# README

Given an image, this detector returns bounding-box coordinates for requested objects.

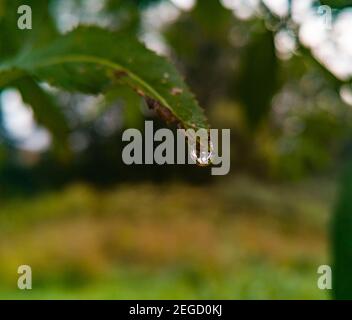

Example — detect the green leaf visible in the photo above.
[100,85,144,129]
[320,0,352,9]
[0,26,208,130]
[14,76,69,142]
[0,0,58,59]
[332,161,352,299]
[237,28,279,129]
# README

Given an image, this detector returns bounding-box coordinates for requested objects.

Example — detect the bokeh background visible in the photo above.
[1,0,352,299]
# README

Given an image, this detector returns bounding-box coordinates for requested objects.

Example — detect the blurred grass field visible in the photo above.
[0,176,333,299]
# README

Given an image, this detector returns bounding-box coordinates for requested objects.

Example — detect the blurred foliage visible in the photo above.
[0,0,57,58]
[333,161,352,299]
[15,76,69,144]
[165,1,237,108]
[0,178,331,299]
[1,0,352,300]
[320,0,352,9]
[237,27,278,128]
[0,0,351,185]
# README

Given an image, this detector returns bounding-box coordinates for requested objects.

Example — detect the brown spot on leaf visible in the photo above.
[145,96,179,126]
[113,70,128,79]
[136,88,146,97]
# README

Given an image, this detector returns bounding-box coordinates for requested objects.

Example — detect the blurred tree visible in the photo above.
[237,26,278,129]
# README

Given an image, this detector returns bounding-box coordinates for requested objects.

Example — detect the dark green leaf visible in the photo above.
[14,76,69,142]
[333,161,352,299]
[237,28,279,129]
[0,26,208,130]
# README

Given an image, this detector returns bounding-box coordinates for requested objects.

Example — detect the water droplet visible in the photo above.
[190,141,214,166]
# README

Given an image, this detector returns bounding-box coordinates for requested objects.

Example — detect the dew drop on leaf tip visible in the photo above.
[190,141,214,167]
